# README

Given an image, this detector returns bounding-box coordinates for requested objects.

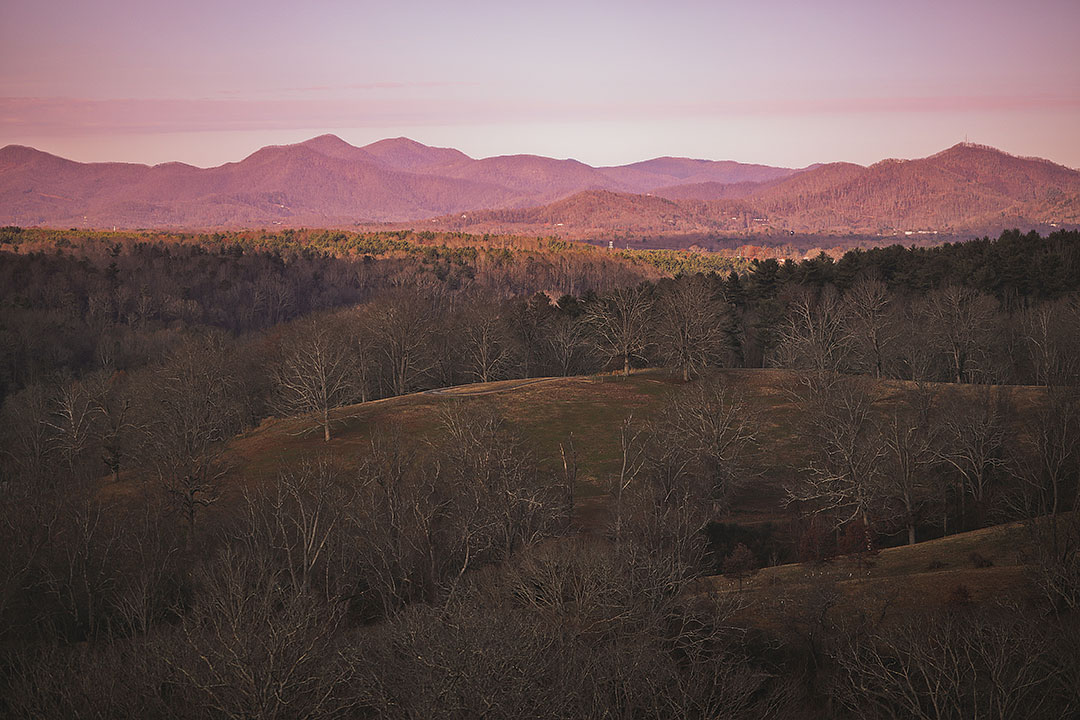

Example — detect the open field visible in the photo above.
[227,368,814,520]
[226,368,1048,534]
[699,520,1040,631]
[215,367,1066,636]
[231,369,679,500]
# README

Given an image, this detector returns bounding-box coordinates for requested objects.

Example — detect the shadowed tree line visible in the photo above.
[2,380,1078,718]
[0,391,798,718]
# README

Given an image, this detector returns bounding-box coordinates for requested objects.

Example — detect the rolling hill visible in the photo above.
[205,368,1057,626]
[747,144,1080,233]
[223,368,1048,530]
[599,156,798,193]
[433,190,734,237]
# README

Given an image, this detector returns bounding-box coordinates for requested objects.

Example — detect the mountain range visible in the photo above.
[1,135,1078,237]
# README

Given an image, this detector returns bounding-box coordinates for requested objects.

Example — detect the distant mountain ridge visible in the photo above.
[430,144,1080,237]
[0,136,801,228]
[1,137,1077,236]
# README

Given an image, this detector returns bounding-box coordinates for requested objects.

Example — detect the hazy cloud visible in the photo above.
[3,93,1078,137]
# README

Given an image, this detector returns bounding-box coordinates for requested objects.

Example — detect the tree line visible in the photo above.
[3,227,1077,400]
[0,228,664,402]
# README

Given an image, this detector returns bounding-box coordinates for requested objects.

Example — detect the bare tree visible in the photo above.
[241,458,347,599]
[830,609,1071,720]
[346,305,379,403]
[654,380,758,512]
[141,335,242,536]
[352,538,791,720]
[560,432,577,530]
[877,388,941,544]
[347,435,445,616]
[775,284,849,373]
[894,297,938,382]
[614,393,747,577]
[2,632,173,718]
[350,587,572,718]
[583,285,653,376]
[1025,511,1080,613]
[459,300,514,383]
[843,274,898,378]
[1014,387,1080,519]
[165,544,356,720]
[0,382,56,484]
[1019,297,1080,386]
[252,273,296,327]
[936,385,1010,529]
[546,312,589,376]
[427,303,466,389]
[46,374,100,477]
[506,292,554,378]
[654,276,732,381]
[925,285,1000,383]
[86,369,139,483]
[343,411,562,618]
[369,291,435,396]
[436,402,561,563]
[44,491,123,640]
[611,415,646,545]
[786,377,885,530]
[110,496,180,637]
[271,315,357,442]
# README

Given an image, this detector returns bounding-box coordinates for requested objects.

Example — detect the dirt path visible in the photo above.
[422,377,562,397]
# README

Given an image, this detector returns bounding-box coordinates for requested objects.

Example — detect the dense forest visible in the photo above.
[2,226,1076,402]
[1,227,1078,718]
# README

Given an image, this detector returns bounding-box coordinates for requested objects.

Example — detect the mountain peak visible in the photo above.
[0,144,71,171]
[364,136,429,150]
[293,134,373,162]
[300,133,352,149]
[933,141,1007,158]
[360,137,471,170]
[1,144,52,160]
[928,142,1078,175]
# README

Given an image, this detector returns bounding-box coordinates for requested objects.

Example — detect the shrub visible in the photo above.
[723,543,757,583]
[945,584,974,610]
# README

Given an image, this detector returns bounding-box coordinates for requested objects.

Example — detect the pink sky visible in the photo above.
[2,0,1078,168]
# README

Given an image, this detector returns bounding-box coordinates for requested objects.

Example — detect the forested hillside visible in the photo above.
[1,227,1079,718]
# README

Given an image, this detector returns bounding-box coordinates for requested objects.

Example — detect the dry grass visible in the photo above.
[700,521,1038,632]
[228,370,679,501]
[225,369,1051,532]
[119,367,1057,627]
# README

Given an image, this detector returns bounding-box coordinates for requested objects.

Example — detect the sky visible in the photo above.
[1,0,1078,169]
